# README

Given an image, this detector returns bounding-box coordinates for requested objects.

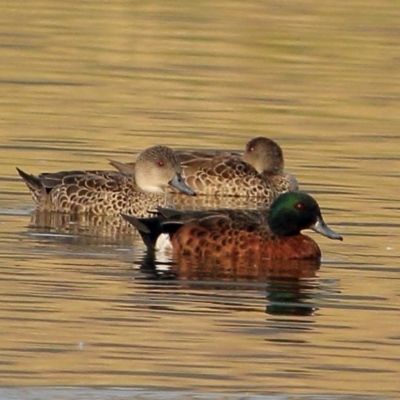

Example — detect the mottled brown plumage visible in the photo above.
[110,137,298,205]
[122,191,342,261]
[17,145,195,216]
[171,218,321,260]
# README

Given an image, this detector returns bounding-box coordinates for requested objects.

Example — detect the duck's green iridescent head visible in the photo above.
[267,191,343,240]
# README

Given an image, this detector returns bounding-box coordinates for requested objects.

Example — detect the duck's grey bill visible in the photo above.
[312,216,343,241]
[169,173,196,196]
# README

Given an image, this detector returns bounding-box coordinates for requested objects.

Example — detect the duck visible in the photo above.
[110,137,298,203]
[121,191,342,260]
[16,145,196,216]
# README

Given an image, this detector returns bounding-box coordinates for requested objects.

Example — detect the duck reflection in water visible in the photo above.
[27,210,140,247]
[136,250,321,317]
[265,277,320,317]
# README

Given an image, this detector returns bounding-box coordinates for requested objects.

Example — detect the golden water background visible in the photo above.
[0,1,399,398]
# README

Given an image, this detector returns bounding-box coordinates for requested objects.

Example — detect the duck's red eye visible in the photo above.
[157,160,164,167]
[248,146,254,152]
[295,202,305,210]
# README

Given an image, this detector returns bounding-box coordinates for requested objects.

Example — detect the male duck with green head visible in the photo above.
[122,191,342,260]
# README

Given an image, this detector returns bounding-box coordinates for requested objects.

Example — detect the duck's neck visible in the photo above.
[267,208,302,237]
[135,176,165,193]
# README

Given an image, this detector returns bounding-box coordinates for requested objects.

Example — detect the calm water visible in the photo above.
[0,1,400,399]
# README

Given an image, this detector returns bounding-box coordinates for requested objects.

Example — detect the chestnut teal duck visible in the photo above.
[110,137,298,205]
[17,145,196,216]
[122,191,342,261]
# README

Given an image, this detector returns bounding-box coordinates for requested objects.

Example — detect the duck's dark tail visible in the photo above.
[16,167,42,190]
[121,214,165,250]
[16,167,44,204]
[121,213,184,251]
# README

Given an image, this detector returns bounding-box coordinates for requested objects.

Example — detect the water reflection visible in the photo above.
[265,277,318,317]
[1,0,400,394]
[136,250,320,317]
[27,210,138,247]
[25,211,323,318]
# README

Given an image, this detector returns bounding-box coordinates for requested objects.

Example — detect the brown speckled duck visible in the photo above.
[17,145,196,216]
[110,137,298,205]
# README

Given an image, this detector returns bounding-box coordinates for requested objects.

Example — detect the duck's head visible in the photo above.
[243,137,285,174]
[135,145,196,196]
[267,191,343,240]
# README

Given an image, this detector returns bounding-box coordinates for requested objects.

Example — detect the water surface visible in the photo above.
[0,0,399,399]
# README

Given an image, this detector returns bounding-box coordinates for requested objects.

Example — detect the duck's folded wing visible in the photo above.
[57,172,126,193]
[109,160,136,174]
[38,170,118,190]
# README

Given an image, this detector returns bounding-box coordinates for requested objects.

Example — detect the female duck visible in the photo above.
[111,137,298,202]
[17,145,196,216]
